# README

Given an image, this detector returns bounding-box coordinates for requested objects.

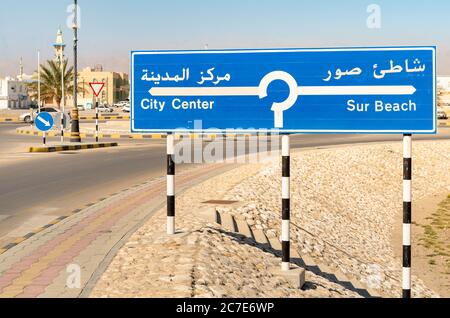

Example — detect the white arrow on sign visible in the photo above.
[148,71,417,128]
[149,85,416,97]
[37,116,51,127]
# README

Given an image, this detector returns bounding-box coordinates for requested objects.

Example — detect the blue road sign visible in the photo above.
[131,47,436,134]
[35,112,54,132]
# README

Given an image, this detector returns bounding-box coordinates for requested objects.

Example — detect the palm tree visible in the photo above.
[28,59,83,109]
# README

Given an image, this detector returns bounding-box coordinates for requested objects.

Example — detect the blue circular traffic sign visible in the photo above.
[35,112,54,132]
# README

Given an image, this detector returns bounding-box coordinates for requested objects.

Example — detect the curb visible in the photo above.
[0,200,103,255]
[0,118,21,123]
[16,128,252,140]
[79,115,130,121]
[16,129,160,139]
[0,180,143,256]
[0,215,71,255]
[0,115,130,123]
[0,116,129,124]
[29,142,118,153]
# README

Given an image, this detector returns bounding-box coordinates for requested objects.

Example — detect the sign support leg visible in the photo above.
[60,112,64,144]
[95,99,99,143]
[403,134,412,298]
[281,134,290,271]
[43,131,46,146]
[167,133,175,235]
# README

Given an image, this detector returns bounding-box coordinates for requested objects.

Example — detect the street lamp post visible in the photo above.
[70,0,81,143]
[60,50,65,144]
[53,28,66,143]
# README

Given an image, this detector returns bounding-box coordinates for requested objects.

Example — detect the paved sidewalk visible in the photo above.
[0,163,234,298]
[0,118,21,123]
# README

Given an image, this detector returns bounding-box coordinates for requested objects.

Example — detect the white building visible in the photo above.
[0,77,30,109]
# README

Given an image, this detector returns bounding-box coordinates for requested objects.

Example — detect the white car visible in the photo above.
[20,107,71,124]
[114,101,129,108]
[121,104,130,113]
[20,111,35,123]
[97,104,114,113]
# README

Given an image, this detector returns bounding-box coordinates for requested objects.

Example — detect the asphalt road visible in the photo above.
[0,123,449,241]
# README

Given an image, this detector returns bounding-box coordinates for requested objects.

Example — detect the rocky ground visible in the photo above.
[91,140,450,298]
[222,140,449,297]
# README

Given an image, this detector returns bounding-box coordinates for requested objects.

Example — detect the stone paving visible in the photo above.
[0,163,231,298]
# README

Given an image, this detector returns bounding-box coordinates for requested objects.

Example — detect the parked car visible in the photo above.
[20,107,71,124]
[113,101,129,108]
[121,103,130,113]
[437,108,448,120]
[77,105,85,111]
[20,111,35,123]
[97,104,114,113]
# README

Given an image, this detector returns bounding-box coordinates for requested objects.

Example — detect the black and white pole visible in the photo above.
[43,131,46,146]
[281,134,290,271]
[402,134,412,298]
[95,98,99,142]
[60,111,64,144]
[167,133,175,235]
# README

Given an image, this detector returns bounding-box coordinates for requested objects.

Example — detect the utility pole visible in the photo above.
[70,0,81,142]
[38,50,41,113]
[60,49,65,143]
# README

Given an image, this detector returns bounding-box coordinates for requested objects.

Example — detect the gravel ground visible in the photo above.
[222,140,449,298]
[91,140,449,298]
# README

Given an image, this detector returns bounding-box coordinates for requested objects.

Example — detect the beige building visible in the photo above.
[67,65,129,108]
[437,76,450,106]
[437,76,450,116]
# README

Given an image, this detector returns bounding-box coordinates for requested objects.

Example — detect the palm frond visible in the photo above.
[27,58,84,107]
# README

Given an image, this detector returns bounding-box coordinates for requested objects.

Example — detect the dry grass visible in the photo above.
[418,194,450,274]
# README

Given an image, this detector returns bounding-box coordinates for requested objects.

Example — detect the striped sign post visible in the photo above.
[35,112,53,146]
[281,134,291,271]
[95,99,99,142]
[89,82,105,143]
[60,112,64,144]
[403,134,412,298]
[167,133,175,235]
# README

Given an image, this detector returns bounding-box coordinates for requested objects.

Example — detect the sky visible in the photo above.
[1,0,450,76]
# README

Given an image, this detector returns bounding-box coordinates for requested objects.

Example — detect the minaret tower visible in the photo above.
[53,28,66,63]
[53,28,67,142]
[18,57,24,81]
